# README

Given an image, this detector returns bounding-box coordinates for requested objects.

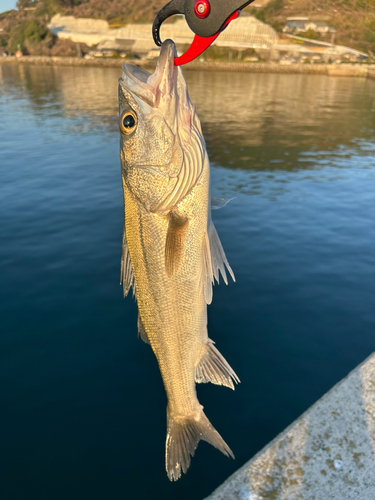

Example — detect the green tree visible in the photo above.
[364,17,375,48]
[16,0,37,9]
[9,19,48,51]
[304,29,319,40]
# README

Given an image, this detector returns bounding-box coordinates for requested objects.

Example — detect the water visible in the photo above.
[1,63,375,499]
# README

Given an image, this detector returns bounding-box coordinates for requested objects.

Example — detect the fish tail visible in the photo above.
[165,406,234,481]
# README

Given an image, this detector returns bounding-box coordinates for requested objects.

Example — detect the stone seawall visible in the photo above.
[206,352,375,500]
[1,57,375,80]
[0,56,134,69]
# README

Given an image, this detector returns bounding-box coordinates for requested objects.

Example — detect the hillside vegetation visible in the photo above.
[0,0,374,55]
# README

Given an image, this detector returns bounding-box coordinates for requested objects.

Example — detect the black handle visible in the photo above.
[152,0,185,46]
[185,0,255,37]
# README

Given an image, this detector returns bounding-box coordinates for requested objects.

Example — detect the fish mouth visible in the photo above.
[119,40,177,108]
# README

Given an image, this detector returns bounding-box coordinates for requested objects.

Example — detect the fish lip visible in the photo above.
[147,39,177,90]
[119,40,177,100]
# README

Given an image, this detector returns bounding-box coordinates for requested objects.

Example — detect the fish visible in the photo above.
[118,39,239,481]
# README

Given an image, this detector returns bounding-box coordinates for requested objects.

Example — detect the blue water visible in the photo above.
[1,64,375,499]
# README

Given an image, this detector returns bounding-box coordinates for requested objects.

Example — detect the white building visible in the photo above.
[48,14,278,53]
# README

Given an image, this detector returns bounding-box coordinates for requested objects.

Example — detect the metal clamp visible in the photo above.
[152,0,255,65]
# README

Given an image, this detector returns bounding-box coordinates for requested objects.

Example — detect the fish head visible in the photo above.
[119,40,205,213]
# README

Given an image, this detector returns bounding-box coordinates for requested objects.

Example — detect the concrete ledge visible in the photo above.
[327,64,369,77]
[185,61,329,74]
[206,353,375,500]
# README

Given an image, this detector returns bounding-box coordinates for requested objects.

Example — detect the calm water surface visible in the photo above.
[1,64,375,499]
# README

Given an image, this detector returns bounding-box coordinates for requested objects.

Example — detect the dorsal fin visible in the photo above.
[208,220,235,285]
[165,212,189,278]
[201,220,235,304]
[120,225,136,299]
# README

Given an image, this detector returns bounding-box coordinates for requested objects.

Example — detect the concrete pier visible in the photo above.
[206,353,375,500]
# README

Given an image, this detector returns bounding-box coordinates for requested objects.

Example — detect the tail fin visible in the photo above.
[165,407,234,481]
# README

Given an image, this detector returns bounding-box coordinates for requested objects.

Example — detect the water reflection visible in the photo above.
[0,64,64,114]
[1,63,375,171]
[1,60,375,500]
[185,71,375,171]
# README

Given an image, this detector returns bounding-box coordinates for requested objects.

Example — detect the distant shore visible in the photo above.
[2,56,375,80]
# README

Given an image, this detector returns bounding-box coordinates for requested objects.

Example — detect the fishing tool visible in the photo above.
[152,0,255,65]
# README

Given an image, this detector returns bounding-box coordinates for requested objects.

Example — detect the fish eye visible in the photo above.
[120,110,137,135]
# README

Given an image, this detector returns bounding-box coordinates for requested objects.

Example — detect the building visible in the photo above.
[48,14,279,55]
[283,20,336,35]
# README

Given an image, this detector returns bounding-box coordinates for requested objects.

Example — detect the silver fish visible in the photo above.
[118,40,239,481]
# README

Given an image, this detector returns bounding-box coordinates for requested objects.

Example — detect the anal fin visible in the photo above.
[195,339,240,390]
[165,211,189,278]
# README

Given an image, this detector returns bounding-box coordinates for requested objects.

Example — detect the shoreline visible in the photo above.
[1,56,375,79]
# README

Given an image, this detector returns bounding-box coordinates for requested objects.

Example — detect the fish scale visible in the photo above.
[125,176,206,415]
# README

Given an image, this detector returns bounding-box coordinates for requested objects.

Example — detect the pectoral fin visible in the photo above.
[211,197,235,210]
[201,231,213,305]
[120,224,136,299]
[137,314,149,344]
[165,212,189,278]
